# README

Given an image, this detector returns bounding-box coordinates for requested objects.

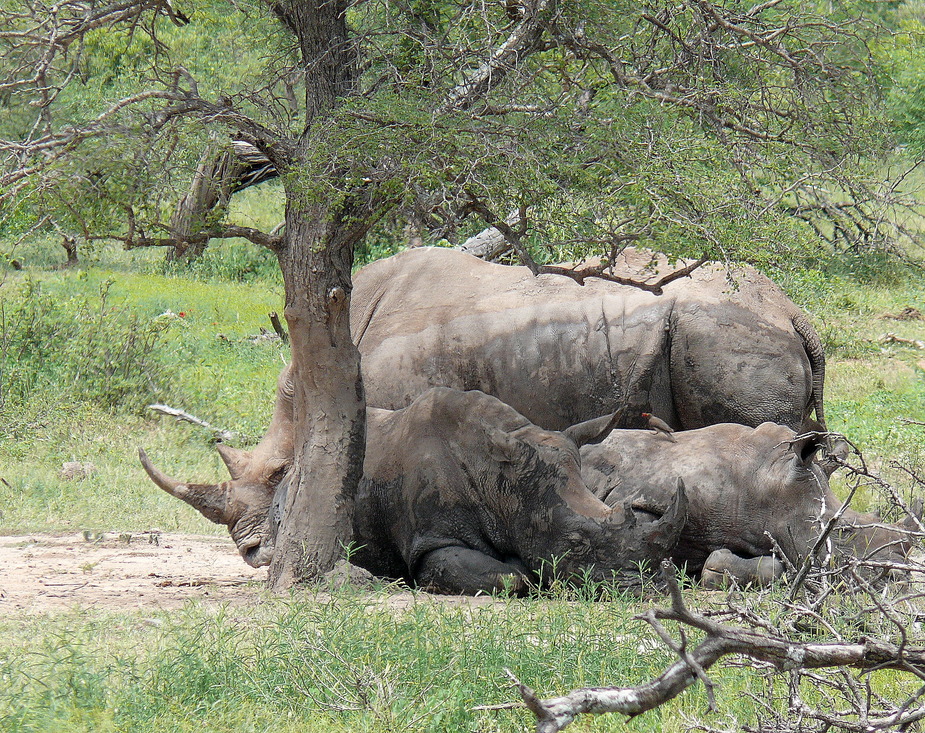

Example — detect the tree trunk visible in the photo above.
[267,202,366,590]
[168,148,246,260]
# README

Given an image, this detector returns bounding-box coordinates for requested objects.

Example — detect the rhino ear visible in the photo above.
[799,417,825,434]
[487,427,521,464]
[791,432,825,468]
[216,444,251,481]
[563,409,624,448]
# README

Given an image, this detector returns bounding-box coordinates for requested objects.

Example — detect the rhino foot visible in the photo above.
[701,549,784,590]
[415,546,531,596]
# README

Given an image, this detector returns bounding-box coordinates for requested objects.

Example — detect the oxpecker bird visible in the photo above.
[642,412,676,442]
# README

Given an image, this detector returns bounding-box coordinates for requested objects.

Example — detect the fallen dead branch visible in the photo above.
[146,404,238,442]
[506,561,925,733]
[879,333,925,349]
[881,307,924,321]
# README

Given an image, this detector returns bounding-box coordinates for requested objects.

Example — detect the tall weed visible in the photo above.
[1,277,175,415]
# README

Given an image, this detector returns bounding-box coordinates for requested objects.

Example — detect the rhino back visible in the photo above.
[351,247,819,431]
[353,248,677,430]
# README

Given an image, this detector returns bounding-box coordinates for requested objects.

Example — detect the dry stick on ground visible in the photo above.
[268,311,289,343]
[146,404,238,442]
[505,561,925,733]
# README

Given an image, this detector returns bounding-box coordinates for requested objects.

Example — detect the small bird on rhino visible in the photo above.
[642,412,676,442]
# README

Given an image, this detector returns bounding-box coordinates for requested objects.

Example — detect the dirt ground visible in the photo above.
[0,532,505,615]
[0,532,268,614]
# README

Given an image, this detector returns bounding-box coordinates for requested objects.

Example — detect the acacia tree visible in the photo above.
[1,0,919,587]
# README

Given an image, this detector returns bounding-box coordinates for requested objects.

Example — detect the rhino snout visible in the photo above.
[238,536,274,567]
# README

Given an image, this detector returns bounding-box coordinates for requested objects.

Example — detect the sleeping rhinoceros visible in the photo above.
[580,423,915,586]
[139,373,686,594]
[351,247,825,432]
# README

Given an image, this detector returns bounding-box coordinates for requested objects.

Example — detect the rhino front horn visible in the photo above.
[646,477,688,557]
[138,448,233,526]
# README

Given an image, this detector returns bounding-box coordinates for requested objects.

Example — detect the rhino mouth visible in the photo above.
[238,538,274,568]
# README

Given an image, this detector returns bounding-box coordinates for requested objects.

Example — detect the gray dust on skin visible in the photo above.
[345,390,686,594]
[352,247,824,433]
[581,423,913,580]
[190,388,686,595]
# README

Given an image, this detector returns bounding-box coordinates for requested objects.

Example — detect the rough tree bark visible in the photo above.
[268,202,366,589]
[259,0,367,589]
[169,146,247,260]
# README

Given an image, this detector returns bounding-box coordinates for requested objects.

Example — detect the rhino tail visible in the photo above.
[792,312,826,429]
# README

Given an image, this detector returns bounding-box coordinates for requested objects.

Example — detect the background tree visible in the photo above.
[2,0,922,587]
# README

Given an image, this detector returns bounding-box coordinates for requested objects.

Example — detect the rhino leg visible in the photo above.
[414,547,531,596]
[700,549,784,589]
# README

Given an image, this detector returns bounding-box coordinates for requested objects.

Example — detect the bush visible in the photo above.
[1,277,175,413]
[157,239,282,283]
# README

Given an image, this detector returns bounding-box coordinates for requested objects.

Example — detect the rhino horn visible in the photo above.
[648,477,688,553]
[620,478,687,561]
[562,408,624,448]
[216,444,251,481]
[138,448,233,526]
[902,498,924,533]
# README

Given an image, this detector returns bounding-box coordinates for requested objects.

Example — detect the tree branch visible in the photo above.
[147,404,239,442]
[438,0,555,114]
[538,255,708,296]
[510,562,925,733]
[115,224,283,251]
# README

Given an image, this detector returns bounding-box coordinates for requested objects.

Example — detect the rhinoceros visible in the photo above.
[580,423,915,586]
[351,247,825,432]
[139,373,687,594]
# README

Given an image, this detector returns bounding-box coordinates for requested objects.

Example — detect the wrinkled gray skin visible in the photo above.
[140,378,687,595]
[352,247,825,432]
[700,550,785,589]
[581,423,915,585]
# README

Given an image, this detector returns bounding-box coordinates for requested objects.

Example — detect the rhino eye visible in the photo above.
[268,467,288,486]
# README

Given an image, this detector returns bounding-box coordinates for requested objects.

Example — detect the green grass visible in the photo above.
[0,258,288,534]
[1,586,921,733]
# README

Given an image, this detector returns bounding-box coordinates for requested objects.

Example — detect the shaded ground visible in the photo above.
[0,533,504,615]
[0,532,267,613]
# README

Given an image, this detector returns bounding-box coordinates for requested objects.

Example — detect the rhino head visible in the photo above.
[139,365,295,567]
[755,428,918,577]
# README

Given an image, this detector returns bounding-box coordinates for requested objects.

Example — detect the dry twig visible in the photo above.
[509,562,925,733]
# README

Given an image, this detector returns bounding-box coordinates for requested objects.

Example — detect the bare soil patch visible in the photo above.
[0,532,267,614]
[0,533,507,615]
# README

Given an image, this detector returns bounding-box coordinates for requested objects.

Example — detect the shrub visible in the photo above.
[1,277,175,413]
[156,239,282,283]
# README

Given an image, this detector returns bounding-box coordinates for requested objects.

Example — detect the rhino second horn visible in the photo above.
[649,478,689,555]
[216,443,251,481]
[138,448,232,526]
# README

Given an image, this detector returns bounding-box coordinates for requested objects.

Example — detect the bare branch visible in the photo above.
[539,256,708,296]
[147,404,238,442]
[511,562,925,733]
[115,224,282,251]
[438,0,555,114]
